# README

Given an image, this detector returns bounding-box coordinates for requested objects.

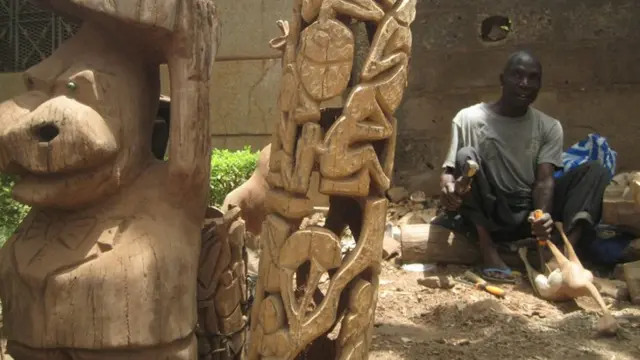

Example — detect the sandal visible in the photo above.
[477,267,518,284]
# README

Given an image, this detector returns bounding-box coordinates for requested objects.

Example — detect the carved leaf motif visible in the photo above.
[269,20,290,51]
[332,0,385,22]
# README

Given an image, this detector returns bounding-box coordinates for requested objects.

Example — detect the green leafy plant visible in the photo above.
[0,148,260,245]
[209,146,260,206]
[0,175,30,246]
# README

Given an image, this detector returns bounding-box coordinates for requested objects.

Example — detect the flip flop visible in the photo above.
[477,267,518,284]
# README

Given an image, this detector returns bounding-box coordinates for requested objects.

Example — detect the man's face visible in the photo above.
[501,58,541,108]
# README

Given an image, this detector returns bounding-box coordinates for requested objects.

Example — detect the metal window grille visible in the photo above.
[0,0,80,73]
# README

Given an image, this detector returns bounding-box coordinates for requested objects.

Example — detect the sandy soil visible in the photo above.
[1,263,638,360]
[369,261,640,360]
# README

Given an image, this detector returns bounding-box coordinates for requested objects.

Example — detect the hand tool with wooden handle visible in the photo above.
[530,209,548,271]
[454,160,479,195]
[463,270,506,298]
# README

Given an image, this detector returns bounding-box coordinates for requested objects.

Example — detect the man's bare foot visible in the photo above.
[476,225,515,281]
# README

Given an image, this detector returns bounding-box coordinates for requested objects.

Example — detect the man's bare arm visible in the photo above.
[533,163,556,213]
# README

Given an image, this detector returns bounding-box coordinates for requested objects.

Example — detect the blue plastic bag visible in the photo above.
[553,133,617,179]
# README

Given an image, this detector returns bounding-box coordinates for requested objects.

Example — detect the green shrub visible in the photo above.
[0,175,30,246]
[0,147,259,245]
[209,146,260,206]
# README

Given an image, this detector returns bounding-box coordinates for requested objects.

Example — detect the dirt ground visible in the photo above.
[369,261,640,360]
[1,204,639,360]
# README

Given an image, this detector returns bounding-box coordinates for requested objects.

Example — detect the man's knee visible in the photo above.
[455,146,481,167]
[578,161,611,182]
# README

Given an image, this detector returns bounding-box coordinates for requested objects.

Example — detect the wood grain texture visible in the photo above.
[0,0,218,358]
[248,0,417,359]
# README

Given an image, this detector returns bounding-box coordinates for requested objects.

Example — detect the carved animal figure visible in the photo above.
[0,0,218,358]
[222,144,272,236]
[519,223,618,336]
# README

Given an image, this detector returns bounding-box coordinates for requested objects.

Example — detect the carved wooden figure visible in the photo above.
[197,206,250,360]
[0,0,218,359]
[222,145,272,236]
[249,0,417,359]
[519,223,618,336]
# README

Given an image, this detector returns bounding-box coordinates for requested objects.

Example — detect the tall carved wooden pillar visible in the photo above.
[248,0,417,359]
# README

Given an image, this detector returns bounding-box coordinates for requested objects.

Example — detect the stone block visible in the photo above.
[217,0,292,59]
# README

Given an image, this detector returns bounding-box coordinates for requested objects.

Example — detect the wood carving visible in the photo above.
[197,206,249,360]
[0,0,217,359]
[249,0,417,359]
[519,222,618,336]
[222,145,272,236]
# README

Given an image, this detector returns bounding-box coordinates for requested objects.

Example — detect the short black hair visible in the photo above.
[503,50,542,74]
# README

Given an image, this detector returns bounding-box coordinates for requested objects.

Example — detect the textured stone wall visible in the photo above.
[395,0,640,192]
[2,0,640,188]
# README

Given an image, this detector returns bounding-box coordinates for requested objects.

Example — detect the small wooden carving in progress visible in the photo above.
[0,0,218,358]
[519,223,618,336]
[248,0,418,359]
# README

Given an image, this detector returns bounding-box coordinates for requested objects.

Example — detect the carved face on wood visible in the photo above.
[0,25,159,209]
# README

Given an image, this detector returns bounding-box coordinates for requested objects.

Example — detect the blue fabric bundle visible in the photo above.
[553,133,617,179]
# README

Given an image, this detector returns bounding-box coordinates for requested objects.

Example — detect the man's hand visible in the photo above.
[528,211,553,240]
[440,174,462,211]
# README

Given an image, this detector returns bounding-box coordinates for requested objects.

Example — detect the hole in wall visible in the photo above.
[480,15,512,42]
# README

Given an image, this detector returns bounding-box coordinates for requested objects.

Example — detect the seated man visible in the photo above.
[439,50,610,282]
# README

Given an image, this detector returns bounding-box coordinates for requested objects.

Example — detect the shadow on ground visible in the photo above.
[370,299,640,360]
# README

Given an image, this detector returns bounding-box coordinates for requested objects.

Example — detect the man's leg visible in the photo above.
[553,161,610,253]
[454,147,523,277]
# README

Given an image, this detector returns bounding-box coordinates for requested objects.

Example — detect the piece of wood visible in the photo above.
[399,224,481,265]
[197,207,249,360]
[382,234,401,260]
[248,1,418,359]
[519,223,619,336]
[593,277,630,301]
[623,260,640,305]
[222,144,272,236]
[0,1,217,358]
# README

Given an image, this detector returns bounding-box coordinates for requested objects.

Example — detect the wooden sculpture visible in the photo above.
[248,0,417,359]
[197,206,249,359]
[519,223,618,336]
[222,145,272,236]
[0,0,219,358]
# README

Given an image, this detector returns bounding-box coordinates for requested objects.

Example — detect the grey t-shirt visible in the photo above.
[442,103,564,195]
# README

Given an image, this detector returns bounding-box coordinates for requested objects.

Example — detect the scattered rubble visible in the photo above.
[386,186,409,203]
[418,275,456,289]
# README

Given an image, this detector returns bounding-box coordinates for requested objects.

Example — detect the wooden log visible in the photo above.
[399,224,480,265]
[398,223,540,269]
[623,260,640,305]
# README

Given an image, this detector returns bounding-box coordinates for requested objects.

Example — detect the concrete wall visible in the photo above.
[395,0,640,188]
[0,0,293,152]
[2,0,640,186]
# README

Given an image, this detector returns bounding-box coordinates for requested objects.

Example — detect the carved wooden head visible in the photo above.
[0,24,159,209]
